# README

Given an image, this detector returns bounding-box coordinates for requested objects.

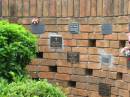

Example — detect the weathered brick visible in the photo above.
[111,87,119,95]
[71,88,88,96]
[72,68,86,75]
[72,33,88,39]
[118,33,128,40]
[110,41,120,48]
[123,74,130,82]
[57,67,72,74]
[86,83,98,91]
[80,54,88,62]
[80,25,92,32]
[104,33,118,40]
[55,73,70,80]
[77,40,89,46]
[93,70,107,78]
[119,89,129,97]
[88,55,99,62]
[88,47,98,55]
[115,80,128,90]
[72,47,87,54]
[57,60,72,67]
[96,40,110,47]
[88,62,101,69]
[89,33,103,39]
[71,75,87,82]
[64,40,76,46]
[38,72,54,79]
[76,82,87,89]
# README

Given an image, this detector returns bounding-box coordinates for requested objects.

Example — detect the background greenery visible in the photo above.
[0,20,37,82]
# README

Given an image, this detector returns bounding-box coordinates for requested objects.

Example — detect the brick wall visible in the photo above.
[1,0,130,97]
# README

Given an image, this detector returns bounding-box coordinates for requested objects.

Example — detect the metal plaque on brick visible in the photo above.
[101,54,112,65]
[49,34,63,49]
[127,56,130,68]
[31,23,45,34]
[102,24,112,34]
[99,83,111,96]
[67,52,79,64]
[129,24,130,32]
[69,22,80,34]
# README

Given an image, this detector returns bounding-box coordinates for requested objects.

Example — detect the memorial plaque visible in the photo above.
[127,56,130,69]
[31,23,45,34]
[49,34,63,49]
[99,83,111,96]
[101,54,112,65]
[102,24,112,34]
[69,22,80,34]
[67,52,79,64]
[129,24,130,32]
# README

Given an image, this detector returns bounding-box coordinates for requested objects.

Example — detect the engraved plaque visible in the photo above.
[99,83,111,96]
[101,54,112,65]
[102,24,112,34]
[31,23,45,34]
[127,56,130,68]
[67,52,79,64]
[69,22,80,34]
[49,34,63,49]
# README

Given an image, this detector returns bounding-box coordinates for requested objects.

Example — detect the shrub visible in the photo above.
[0,20,37,81]
[0,78,66,97]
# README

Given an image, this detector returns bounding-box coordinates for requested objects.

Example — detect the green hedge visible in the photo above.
[0,20,37,81]
[0,78,66,97]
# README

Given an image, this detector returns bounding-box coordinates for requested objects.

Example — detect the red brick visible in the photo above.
[72,33,88,39]
[72,47,88,54]
[110,41,120,48]
[89,33,103,39]
[57,67,72,74]
[88,55,99,62]
[80,25,92,32]
[77,40,88,46]
[86,83,98,91]
[57,60,72,67]
[38,39,48,46]
[104,33,118,40]
[64,40,76,46]
[72,68,86,75]
[44,53,66,60]
[93,70,107,78]
[96,40,110,47]
[119,89,129,97]
[55,73,70,80]
[115,80,128,90]
[71,88,88,96]
[88,47,98,55]
[80,54,88,62]
[88,62,101,69]
[118,33,128,40]
[117,65,127,73]
[58,32,72,39]
[38,72,54,79]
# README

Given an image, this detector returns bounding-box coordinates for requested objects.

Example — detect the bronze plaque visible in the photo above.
[67,52,79,64]
[99,83,111,96]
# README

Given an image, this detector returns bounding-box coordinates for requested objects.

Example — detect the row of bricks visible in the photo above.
[49,79,130,97]
[40,32,128,40]
[17,16,129,25]
[36,53,127,64]
[27,65,130,82]
[31,59,128,72]
[29,71,130,97]
[38,39,128,48]
[38,47,121,57]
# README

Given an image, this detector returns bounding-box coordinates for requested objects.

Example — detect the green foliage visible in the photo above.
[0,20,37,81]
[0,78,66,97]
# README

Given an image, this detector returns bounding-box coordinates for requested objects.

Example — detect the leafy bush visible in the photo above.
[0,78,66,97]
[0,20,37,81]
